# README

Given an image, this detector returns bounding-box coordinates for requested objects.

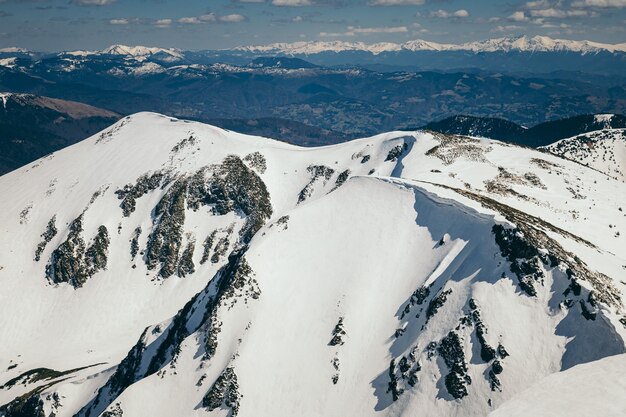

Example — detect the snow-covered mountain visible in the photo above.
[62,45,184,63]
[543,127,626,182]
[0,113,625,417]
[236,35,626,56]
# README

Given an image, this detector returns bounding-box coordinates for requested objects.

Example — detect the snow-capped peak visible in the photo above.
[100,44,184,61]
[235,36,626,55]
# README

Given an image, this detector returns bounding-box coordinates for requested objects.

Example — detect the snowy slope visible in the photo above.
[0,113,625,417]
[543,128,626,182]
[489,353,626,417]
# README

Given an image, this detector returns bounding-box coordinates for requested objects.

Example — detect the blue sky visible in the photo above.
[0,0,625,51]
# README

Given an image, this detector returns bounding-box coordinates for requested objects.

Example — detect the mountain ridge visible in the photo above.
[0,112,624,417]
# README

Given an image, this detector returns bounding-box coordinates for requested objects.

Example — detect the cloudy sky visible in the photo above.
[0,0,625,51]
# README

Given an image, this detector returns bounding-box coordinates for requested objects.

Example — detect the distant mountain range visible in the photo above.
[2,35,626,75]
[1,51,624,137]
[235,35,626,55]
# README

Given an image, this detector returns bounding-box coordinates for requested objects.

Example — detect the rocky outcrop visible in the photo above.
[34,215,57,262]
[438,331,471,399]
[298,165,335,204]
[202,367,241,416]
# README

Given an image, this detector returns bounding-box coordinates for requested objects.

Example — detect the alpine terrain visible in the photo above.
[0,113,625,417]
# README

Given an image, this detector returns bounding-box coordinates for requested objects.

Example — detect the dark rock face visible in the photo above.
[34,215,57,262]
[115,172,169,217]
[386,345,421,402]
[0,393,46,417]
[85,225,110,273]
[426,288,453,323]
[385,142,409,162]
[469,299,496,363]
[202,367,241,416]
[130,227,141,260]
[201,230,218,265]
[178,239,196,277]
[46,215,87,286]
[400,284,431,320]
[45,216,109,288]
[101,403,123,417]
[243,152,267,174]
[492,224,543,297]
[144,154,271,278]
[331,169,351,192]
[298,165,335,204]
[146,179,187,278]
[438,331,471,399]
[329,318,346,346]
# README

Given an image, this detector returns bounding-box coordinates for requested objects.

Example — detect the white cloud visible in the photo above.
[524,0,552,9]
[109,18,128,25]
[199,13,217,22]
[368,0,425,5]
[348,25,408,33]
[529,8,590,17]
[508,11,529,22]
[320,25,408,37]
[177,13,246,24]
[430,9,470,18]
[271,0,313,6]
[572,0,626,7]
[72,0,116,5]
[178,16,201,24]
[219,14,247,23]
[154,19,172,27]
[492,24,523,32]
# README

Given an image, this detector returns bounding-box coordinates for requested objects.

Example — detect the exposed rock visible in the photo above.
[385,142,409,162]
[243,152,267,174]
[177,238,196,277]
[426,288,453,323]
[202,367,241,416]
[130,227,141,260]
[34,215,57,262]
[46,215,89,287]
[115,171,168,217]
[146,179,187,278]
[298,165,335,204]
[85,225,110,275]
[438,331,471,399]
[201,230,218,265]
[329,317,346,346]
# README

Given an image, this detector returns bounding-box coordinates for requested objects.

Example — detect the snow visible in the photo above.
[543,128,626,182]
[99,44,184,61]
[594,114,614,125]
[0,113,625,416]
[235,35,626,55]
[0,92,11,109]
[489,354,626,417]
[0,58,16,68]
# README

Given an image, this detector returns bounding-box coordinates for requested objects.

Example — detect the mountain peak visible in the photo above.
[235,36,626,56]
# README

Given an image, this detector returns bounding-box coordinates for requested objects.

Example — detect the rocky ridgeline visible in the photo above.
[75,250,259,417]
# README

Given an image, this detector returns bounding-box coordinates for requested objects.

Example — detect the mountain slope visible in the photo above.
[0,113,625,417]
[489,353,626,417]
[421,113,626,149]
[0,93,121,174]
[542,128,626,181]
